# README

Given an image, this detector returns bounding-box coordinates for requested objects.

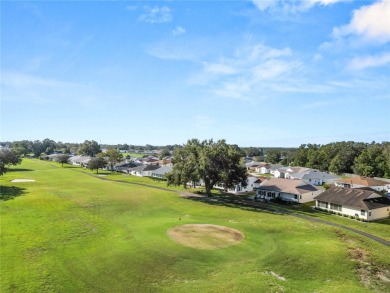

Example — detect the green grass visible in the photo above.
[275,201,390,242]
[1,159,390,292]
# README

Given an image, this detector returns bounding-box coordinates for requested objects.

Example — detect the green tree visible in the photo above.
[87,157,107,174]
[159,148,171,159]
[167,139,247,196]
[104,148,123,171]
[292,144,309,167]
[265,150,281,164]
[77,140,101,157]
[353,143,387,177]
[31,140,45,157]
[56,154,70,167]
[0,149,22,175]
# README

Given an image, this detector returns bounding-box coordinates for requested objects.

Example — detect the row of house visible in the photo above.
[252,175,390,221]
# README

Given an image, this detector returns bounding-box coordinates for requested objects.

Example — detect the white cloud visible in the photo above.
[332,0,390,44]
[1,71,75,88]
[139,6,172,24]
[189,43,302,100]
[0,71,102,106]
[347,52,390,70]
[251,0,347,13]
[172,26,186,36]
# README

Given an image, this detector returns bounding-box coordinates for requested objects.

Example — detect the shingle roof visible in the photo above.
[290,170,339,180]
[257,178,319,195]
[314,186,390,210]
[151,166,172,175]
[335,176,389,187]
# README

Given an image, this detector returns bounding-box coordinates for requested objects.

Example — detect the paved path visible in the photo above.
[69,169,390,247]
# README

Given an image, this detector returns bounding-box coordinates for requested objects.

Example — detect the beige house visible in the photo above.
[314,186,390,221]
[255,178,323,203]
[334,176,390,194]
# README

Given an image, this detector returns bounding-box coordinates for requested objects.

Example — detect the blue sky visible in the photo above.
[1,0,389,147]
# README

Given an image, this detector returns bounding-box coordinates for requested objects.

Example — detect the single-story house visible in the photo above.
[254,178,323,203]
[288,170,340,186]
[126,164,161,177]
[314,186,390,221]
[69,155,92,167]
[259,164,284,175]
[334,176,390,194]
[151,166,173,179]
[273,167,289,178]
[215,176,266,194]
[284,167,311,179]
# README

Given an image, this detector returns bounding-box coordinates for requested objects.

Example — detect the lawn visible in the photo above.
[1,159,390,292]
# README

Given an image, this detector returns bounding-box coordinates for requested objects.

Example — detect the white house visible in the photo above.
[151,166,173,179]
[254,178,323,203]
[273,167,288,178]
[288,170,340,186]
[127,165,161,177]
[334,176,390,194]
[69,155,91,167]
[314,186,390,221]
[214,176,265,194]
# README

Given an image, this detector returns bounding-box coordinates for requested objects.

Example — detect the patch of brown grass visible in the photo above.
[335,230,390,292]
[167,224,244,250]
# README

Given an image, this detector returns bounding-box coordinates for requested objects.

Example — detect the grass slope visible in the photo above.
[1,159,389,292]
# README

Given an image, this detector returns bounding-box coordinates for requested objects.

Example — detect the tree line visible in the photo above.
[264,141,390,177]
[0,139,181,157]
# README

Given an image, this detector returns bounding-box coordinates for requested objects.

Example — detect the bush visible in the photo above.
[343,214,348,217]
[349,215,354,219]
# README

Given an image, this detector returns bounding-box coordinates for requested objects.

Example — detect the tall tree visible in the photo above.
[87,157,107,174]
[353,143,387,177]
[55,154,70,167]
[31,140,45,157]
[167,139,247,196]
[0,149,22,175]
[265,150,281,164]
[77,140,101,157]
[104,148,123,171]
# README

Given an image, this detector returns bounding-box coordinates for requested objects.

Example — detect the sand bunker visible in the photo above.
[10,179,35,182]
[167,224,244,250]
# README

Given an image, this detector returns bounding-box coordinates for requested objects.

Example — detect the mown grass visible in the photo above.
[1,159,389,292]
[275,201,390,242]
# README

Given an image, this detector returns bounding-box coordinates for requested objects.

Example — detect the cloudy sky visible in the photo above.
[1,0,389,146]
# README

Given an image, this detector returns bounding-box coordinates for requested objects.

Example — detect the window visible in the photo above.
[318,201,328,209]
[368,212,371,216]
[294,195,298,200]
[330,203,342,211]
[361,210,365,216]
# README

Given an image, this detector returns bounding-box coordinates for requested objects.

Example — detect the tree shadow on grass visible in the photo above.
[184,195,288,217]
[7,168,34,172]
[0,186,27,201]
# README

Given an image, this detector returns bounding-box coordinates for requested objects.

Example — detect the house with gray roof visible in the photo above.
[69,155,92,167]
[127,165,161,177]
[314,186,390,221]
[215,176,266,194]
[151,166,173,179]
[255,178,323,203]
[287,170,340,186]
